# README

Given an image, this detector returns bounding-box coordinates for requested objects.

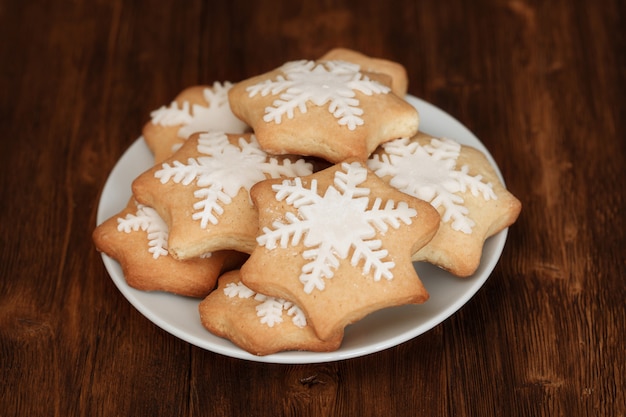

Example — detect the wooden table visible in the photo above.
[1,0,624,416]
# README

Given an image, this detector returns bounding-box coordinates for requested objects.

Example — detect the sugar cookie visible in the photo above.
[240,160,439,341]
[319,48,409,97]
[143,83,248,163]
[93,199,227,297]
[228,59,419,163]
[199,270,343,355]
[132,132,313,259]
[368,132,522,276]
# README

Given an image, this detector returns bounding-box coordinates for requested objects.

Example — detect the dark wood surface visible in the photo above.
[1,0,624,416]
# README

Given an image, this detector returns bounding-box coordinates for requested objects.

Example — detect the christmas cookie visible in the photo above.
[92,199,228,297]
[319,48,409,97]
[228,59,419,163]
[131,131,313,260]
[199,270,342,355]
[367,132,522,276]
[240,160,440,341]
[143,82,249,163]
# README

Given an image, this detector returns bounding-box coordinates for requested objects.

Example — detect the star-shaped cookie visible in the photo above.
[240,160,440,342]
[367,132,522,276]
[143,82,249,163]
[92,199,228,297]
[319,48,409,97]
[131,131,313,260]
[228,59,419,163]
[199,270,343,356]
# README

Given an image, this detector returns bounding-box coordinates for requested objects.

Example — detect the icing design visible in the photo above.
[224,281,307,328]
[367,137,497,234]
[150,81,248,139]
[246,60,391,130]
[117,204,169,259]
[154,132,313,228]
[257,161,417,294]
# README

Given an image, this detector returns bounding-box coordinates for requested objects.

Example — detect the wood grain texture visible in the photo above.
[0,0,624,416]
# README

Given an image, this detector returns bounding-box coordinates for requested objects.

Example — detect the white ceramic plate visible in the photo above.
[96,95,508,364]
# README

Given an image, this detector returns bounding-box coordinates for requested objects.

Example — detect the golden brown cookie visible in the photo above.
[228,59,419,163]
[199,270,343,355]
[92,199,227,297]
[131,131,313,260]
[143,83,249,163]
[240,160,440,342]
[367,132,522,276]
[319,48,409,97]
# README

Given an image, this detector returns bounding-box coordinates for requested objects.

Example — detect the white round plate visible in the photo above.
[96,95,508,364]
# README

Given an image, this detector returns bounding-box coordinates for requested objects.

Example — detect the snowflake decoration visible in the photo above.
[117,204,169,259]
[154,132,312,228]
[224,281,307,328]
[367,137,497,234]
[257,162,417,294]
[150,81,247,140]
[150,100,192,126]
[246,60,391,130]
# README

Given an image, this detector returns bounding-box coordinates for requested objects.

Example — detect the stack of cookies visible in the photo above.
[93,48,521,356]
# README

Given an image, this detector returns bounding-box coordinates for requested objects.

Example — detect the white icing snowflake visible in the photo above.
[257,162,417,294]
[224,281,307,328]
[154,132,313,228]
[367,137,497,234]
[117,204,169,259]
[150,81,247,140]
[246,60,391,130]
